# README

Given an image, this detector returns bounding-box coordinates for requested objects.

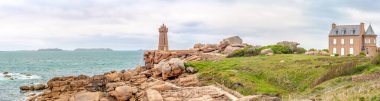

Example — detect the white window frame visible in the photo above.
[374,39,376,44]
[333,39,336,45]
[333,48,337,54]
[349,48,354,54]
[341,39,344,45]
[364,38,371,43]
[341,48,345,55]
[350,39,353,45]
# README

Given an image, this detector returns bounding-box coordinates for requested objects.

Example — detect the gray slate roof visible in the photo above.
[366,25,376,35]
[330,25,361,35]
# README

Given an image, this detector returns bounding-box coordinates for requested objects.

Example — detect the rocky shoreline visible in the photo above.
[23,57,280,101]
[21,36,281,101]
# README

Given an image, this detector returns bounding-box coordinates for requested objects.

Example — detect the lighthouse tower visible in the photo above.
[158,24,169,51]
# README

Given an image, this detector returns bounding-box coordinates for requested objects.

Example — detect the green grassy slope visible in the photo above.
[301,75,380,100]
[185,54,372,98]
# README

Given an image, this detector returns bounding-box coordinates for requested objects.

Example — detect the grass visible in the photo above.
[185,54,371,98]
[301,75,380,101]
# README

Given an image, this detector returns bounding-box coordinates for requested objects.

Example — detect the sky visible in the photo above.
[0,0,379,51]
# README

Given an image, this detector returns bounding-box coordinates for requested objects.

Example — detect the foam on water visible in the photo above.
[0,72,42,81]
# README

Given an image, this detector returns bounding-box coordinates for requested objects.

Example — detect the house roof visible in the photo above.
[330,25,361,35]
[365,25,376,35]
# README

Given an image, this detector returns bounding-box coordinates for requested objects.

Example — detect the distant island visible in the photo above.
[73,48,113,51]
[37,48,64,51]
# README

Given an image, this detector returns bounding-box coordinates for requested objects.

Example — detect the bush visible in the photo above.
[334,54,339,56]
[259,45,292,54]
[322,49,329,52]
[372,53,380,64]
[227,46,260,58]
[295,47,306,54]
[359,52,366,56]
[309,48,317,51]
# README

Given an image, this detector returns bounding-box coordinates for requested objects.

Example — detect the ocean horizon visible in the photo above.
[0,51,144,101]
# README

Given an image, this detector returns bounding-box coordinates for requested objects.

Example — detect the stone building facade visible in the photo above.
[158,24,169,51]
[328,23,377,56]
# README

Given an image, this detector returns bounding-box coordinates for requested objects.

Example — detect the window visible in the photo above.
[352,30,355,35]
[335,31,338,35]
[341,39,344,44]
[369,39,371,44]
[333,39,336,44]
[341,48,345,55]
[349,48,354,54]
[333,48,337,54]
[375,39,377,44]
[350,39,353,45]
[342,30,346,34]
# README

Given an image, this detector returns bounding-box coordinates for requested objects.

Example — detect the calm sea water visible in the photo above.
[0,51,144,101]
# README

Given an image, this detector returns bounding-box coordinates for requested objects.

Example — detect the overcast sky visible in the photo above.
[0,0,379,50]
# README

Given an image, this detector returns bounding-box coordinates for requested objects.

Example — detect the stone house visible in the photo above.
[328,23,377,56]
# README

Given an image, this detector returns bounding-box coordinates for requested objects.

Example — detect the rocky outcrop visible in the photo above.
[26,56,280,101]
[26,68,235,101]
[20,84,47,91]
[260,48,274,56]
[191,36,248,54]
[192,44,219,53]
[109,85,138,100]
[152,58,186,80]
[144,50,197,68]
[219,36,244,53]
[276,41,300,52]
[144,50,224,69]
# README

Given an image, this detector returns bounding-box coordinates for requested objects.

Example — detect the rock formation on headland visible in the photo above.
[25,57,279,101]
[191,36,247,54]
[23,36,281,101]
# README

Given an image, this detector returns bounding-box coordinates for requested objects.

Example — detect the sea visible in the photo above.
[0,51,144,101]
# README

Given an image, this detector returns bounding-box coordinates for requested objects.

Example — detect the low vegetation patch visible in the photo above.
[186,54,372,98]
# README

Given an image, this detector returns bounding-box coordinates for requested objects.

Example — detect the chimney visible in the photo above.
[360,22,365,28]
[332,23,336,29]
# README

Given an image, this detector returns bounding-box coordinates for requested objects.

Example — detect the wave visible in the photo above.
[0,72,41,80]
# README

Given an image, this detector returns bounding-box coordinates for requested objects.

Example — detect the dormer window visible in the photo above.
[335,30,338,35]
[342,30,346,35]
[352,30,355,35]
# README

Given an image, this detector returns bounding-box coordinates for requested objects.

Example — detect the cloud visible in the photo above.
[0,0,379,50]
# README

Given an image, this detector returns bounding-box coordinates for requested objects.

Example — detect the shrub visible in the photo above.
[359,52,366,56]
[372,53,380,64]
[334,54,339,57]
[259,45,292,54]
[322,49,329,52]
[295,47,306,54]
[309,48,317,51]
[227,46,260,58]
